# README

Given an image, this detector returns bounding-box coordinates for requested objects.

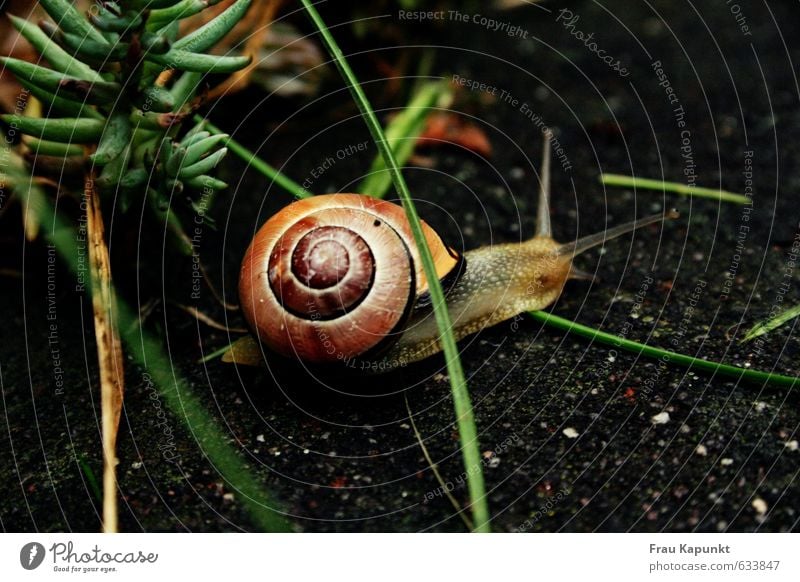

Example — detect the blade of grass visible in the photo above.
[741,304,800,343]
[528,311,799,389]
[195,115,311,199]
[600,173,751,205]
[358,80,453,198]
[11,180,290,531]
[76,452,103,505]
[198,342,238,364]
[301,0,490,532]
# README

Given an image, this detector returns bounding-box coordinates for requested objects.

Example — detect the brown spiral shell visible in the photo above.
[239,194,460,363]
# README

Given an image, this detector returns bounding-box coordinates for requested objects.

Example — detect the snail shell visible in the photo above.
[239,194,461,363]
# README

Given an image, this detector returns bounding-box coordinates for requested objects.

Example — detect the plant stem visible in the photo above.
[528,311,799,388]
[195,115,310,199]
[600,173,751,205]
[84,171,126,533]
[301,0,490,532]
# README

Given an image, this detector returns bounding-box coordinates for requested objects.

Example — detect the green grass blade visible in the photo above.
[76,452,103,505]
[195,116,311,199]
[358,80,452,198]
[528,311,799,388]
[600,173,751,205]
[741,304,800,343]
[301,0,490,532]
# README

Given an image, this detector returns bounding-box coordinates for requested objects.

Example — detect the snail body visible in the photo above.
[233,135,676,371]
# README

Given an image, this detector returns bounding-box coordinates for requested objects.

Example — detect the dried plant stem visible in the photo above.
[405,394,473,531]
[85,172,125,533]
[172,302,248,333]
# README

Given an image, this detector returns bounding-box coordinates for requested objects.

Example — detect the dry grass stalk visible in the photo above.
[84,171,125,533]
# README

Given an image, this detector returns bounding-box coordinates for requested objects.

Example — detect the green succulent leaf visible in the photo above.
[0,57,121,105]
[1,115,105,143]
[136,85,176,113]
[89,9,144,33]
[90,110,132,166]
[7,15,103,82]
[147,0,224,30]
[179,130,211,148]
[134,0,185,9]
[184,134,228,166]
[130,110,186,131]
[118,167,150,191]
[38,0,109,46]
[26,84,102,119]
[165,144,188,177]
[23,136,84,158]
[178,147,227,179]
[140,31,172,55]
[148,50,251,73]
[172,0,251,53]
[184,174,227,192]
[96,143,132,190]
[56,30,129,63]
[168,71,202,109]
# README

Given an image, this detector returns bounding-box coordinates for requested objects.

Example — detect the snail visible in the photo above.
[227,134,677,371]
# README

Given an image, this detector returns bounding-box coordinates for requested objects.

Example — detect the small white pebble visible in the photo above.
[783,440,798,452]
[256,434,265,443]
[695,444,708,456]
[754,401,767,413]
[223,492,235,502]
[651,412,670,425]
[752,497,768,516]
[303,448,310,454]
[131,461,143,470]
[563,427,580,439]
[720,458,734,466]
[487,456,501,468]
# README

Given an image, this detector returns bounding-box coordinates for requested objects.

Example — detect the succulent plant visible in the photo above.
[0,0,252,211]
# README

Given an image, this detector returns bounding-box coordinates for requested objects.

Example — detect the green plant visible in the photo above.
[1,0,261,532]
[741,303,800,344]
[600,173,751,204]
[2,0,251,208]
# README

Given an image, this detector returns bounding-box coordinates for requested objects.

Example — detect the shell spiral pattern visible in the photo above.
[239,194,459,363]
